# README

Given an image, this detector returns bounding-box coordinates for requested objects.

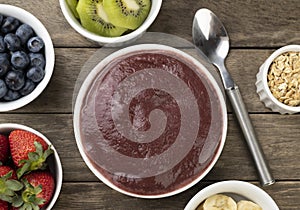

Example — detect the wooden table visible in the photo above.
[0,0,299,209]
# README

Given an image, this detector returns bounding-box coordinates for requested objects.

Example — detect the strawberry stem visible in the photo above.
[12,179,45,210]
[17,141,54,179]
[0,171,23,203]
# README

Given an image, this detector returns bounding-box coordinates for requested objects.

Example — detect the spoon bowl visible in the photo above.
[193,9,229,62]
[193,9,232,88]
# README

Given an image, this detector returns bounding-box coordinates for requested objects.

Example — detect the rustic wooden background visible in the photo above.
[0,0,299,209]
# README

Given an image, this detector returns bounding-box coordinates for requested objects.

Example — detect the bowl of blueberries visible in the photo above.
[0,4,55,111]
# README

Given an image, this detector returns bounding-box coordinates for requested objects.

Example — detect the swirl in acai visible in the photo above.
[79,49,225,196]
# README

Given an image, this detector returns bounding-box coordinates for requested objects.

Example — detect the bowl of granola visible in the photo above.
[256,45,300,114]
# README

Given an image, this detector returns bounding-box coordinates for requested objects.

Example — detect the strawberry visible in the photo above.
[0,166,17,179]
[0,134,9,164]
[8,130,53,179]
[0,166,23,207]
[0,199,9,210]
[14,171,55,209]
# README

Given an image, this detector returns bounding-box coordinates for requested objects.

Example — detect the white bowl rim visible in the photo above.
[59,0,163,44]
[184,180,279,210]
[261,44,300,112]
[0,4,55,112]
[73,43,228,198]
[0,123,63,210]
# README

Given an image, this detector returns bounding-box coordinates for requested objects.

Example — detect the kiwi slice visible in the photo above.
[76,0,128,37]
[66,0,80,19]
[103,0,151,30]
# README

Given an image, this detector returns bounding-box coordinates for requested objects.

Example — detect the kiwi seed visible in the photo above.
[76,0,128,37]
[103,0,151,30]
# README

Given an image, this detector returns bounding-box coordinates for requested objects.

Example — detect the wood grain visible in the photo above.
[0,114,299,182]
[54,181,299,210]
[1,0,299,47]
[0,0,299,209]
[0,48,279,113]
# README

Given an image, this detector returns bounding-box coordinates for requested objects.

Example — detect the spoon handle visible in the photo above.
[226,85,275,187]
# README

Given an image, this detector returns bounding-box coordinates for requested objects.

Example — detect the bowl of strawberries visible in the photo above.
[0,123,62,210]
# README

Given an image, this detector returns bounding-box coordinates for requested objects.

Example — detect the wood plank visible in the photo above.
[3,48,278,113]
[0,114,299,182]
[0,1,298,209]
[2,0,300,47]
[159,0,300,48]
[0,113,97,181]
[53,181,300,210]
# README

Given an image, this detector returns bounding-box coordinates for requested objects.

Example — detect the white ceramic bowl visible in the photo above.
[0,4,55,112]
[256,45,300,114]
[0,123,63,210]
[185,180,279,210]
[73,44,227,198]
[59,0,162,46]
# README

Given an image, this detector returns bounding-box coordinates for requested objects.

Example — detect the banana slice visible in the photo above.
[202,194,237,210]
[237,200,262,210]
[196,203,204,210]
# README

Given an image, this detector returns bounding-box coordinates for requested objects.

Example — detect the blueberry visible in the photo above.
[0,79,7,98]
[0,15,3,26]
[19,79,35,96]
[29,53,45,69]
[5,70,25,91]
[0,54,10,77]
[4,33,22,52]
[1,16,20,33]
[27,66,44,82]
[11,51,30,70]
[0,53,9,60]
[3,89,20,101]
[0,36,6,52]
[27,36,44,52]
[16,24,34,45]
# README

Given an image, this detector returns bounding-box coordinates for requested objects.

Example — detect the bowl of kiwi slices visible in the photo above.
[59,0,162,46]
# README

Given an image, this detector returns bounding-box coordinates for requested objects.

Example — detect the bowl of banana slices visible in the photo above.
[184,181,279,210]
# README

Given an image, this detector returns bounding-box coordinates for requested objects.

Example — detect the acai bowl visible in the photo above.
[73,44,227,198]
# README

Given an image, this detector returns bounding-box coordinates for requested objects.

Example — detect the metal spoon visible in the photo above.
[192,8,275,186]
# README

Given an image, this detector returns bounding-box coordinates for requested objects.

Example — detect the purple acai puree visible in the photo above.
[79,49,224,196]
